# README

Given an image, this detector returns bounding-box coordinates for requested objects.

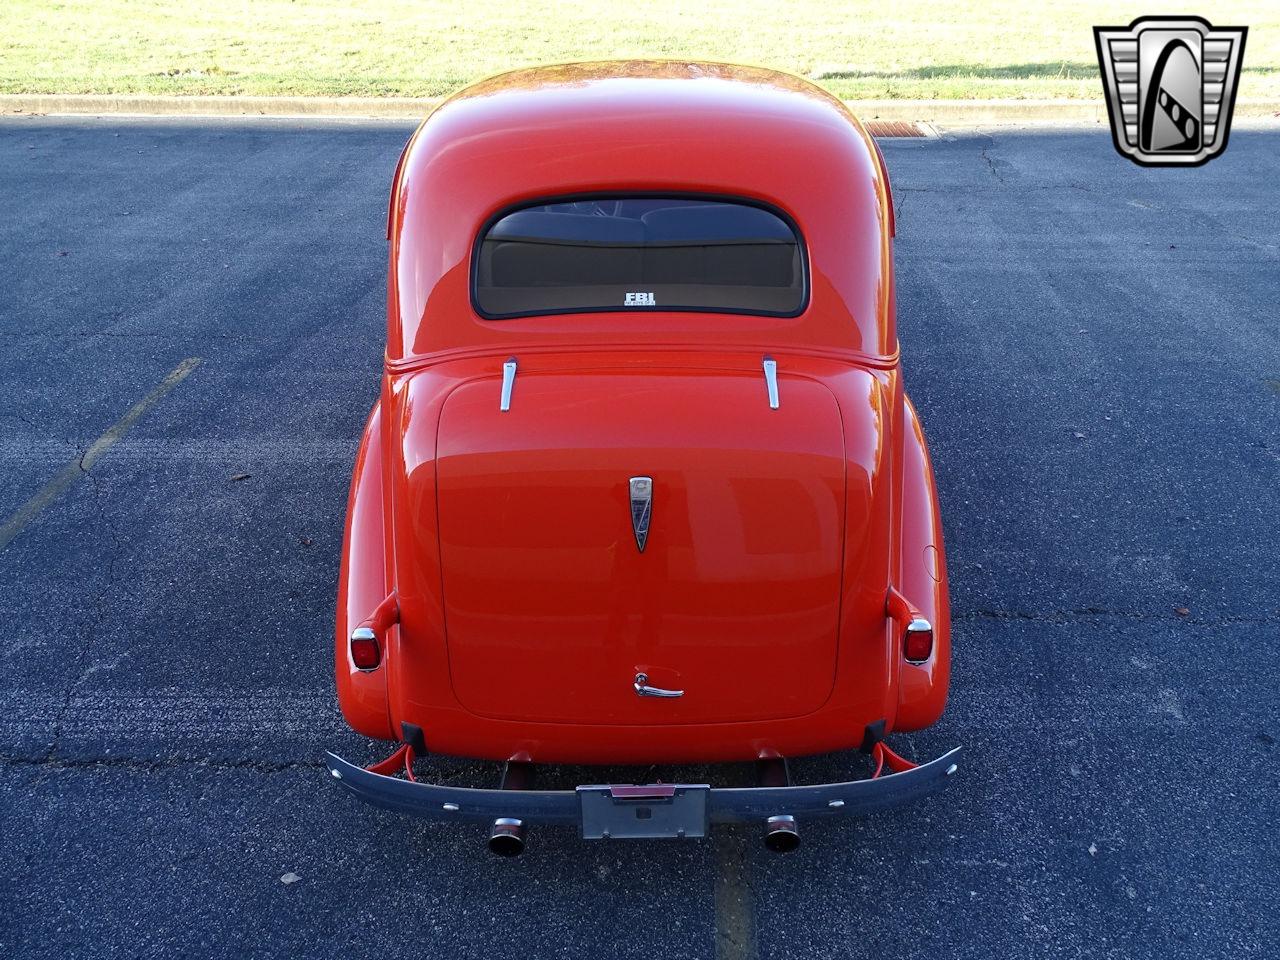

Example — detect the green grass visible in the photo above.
[2,1,1277,101]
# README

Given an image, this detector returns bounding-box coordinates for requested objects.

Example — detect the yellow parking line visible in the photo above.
[0,357,202,552]
[714,830,757,960]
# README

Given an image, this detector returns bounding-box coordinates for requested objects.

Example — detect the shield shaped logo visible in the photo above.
[1094,16,1247,167]
[629,476,652,552]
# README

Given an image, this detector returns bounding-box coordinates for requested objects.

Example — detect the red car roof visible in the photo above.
[387,60,895,366]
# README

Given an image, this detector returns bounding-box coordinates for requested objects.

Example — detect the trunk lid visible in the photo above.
[436,369,846,725]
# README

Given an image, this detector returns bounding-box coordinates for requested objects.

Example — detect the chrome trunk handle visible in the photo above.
[634,672,684,698]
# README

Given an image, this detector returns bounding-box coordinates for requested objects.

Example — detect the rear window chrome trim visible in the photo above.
[469,191,811,321]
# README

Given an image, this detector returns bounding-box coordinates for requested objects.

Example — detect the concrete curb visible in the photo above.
[3,93,1279,124]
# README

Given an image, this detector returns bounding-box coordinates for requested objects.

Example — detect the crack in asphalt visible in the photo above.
[2,359,203,771]
[2,408,81,459]
[2,410,38,429]
[978,135,1006,183]
[41,459,123,766]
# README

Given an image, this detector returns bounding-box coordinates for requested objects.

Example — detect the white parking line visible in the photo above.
[0,357,201,552]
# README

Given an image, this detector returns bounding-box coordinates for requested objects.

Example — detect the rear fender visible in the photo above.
[336,401,395,739]
[893,395,951,730]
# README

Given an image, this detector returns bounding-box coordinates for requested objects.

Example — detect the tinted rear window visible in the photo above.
[473,196,806,319]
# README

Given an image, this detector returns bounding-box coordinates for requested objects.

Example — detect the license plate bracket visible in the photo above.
[577,783,710,840]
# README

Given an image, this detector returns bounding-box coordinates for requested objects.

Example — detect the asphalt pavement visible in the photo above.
[1,116,1277,959]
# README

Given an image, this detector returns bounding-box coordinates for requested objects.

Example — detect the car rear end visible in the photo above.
[331,62,956,850]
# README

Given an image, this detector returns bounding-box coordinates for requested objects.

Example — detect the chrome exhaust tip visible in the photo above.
[763,815,800,853]
[487,817,526,856]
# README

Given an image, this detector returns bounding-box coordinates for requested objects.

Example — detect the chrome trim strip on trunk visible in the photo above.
[499,357,518,411]
[762,356,779,409]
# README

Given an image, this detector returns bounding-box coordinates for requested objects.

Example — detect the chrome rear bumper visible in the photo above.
[325,745,960,836]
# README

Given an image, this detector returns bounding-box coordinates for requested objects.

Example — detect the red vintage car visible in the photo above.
[327,61,958,854]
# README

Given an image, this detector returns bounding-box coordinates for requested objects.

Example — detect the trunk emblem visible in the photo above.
[629,476,653,552]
